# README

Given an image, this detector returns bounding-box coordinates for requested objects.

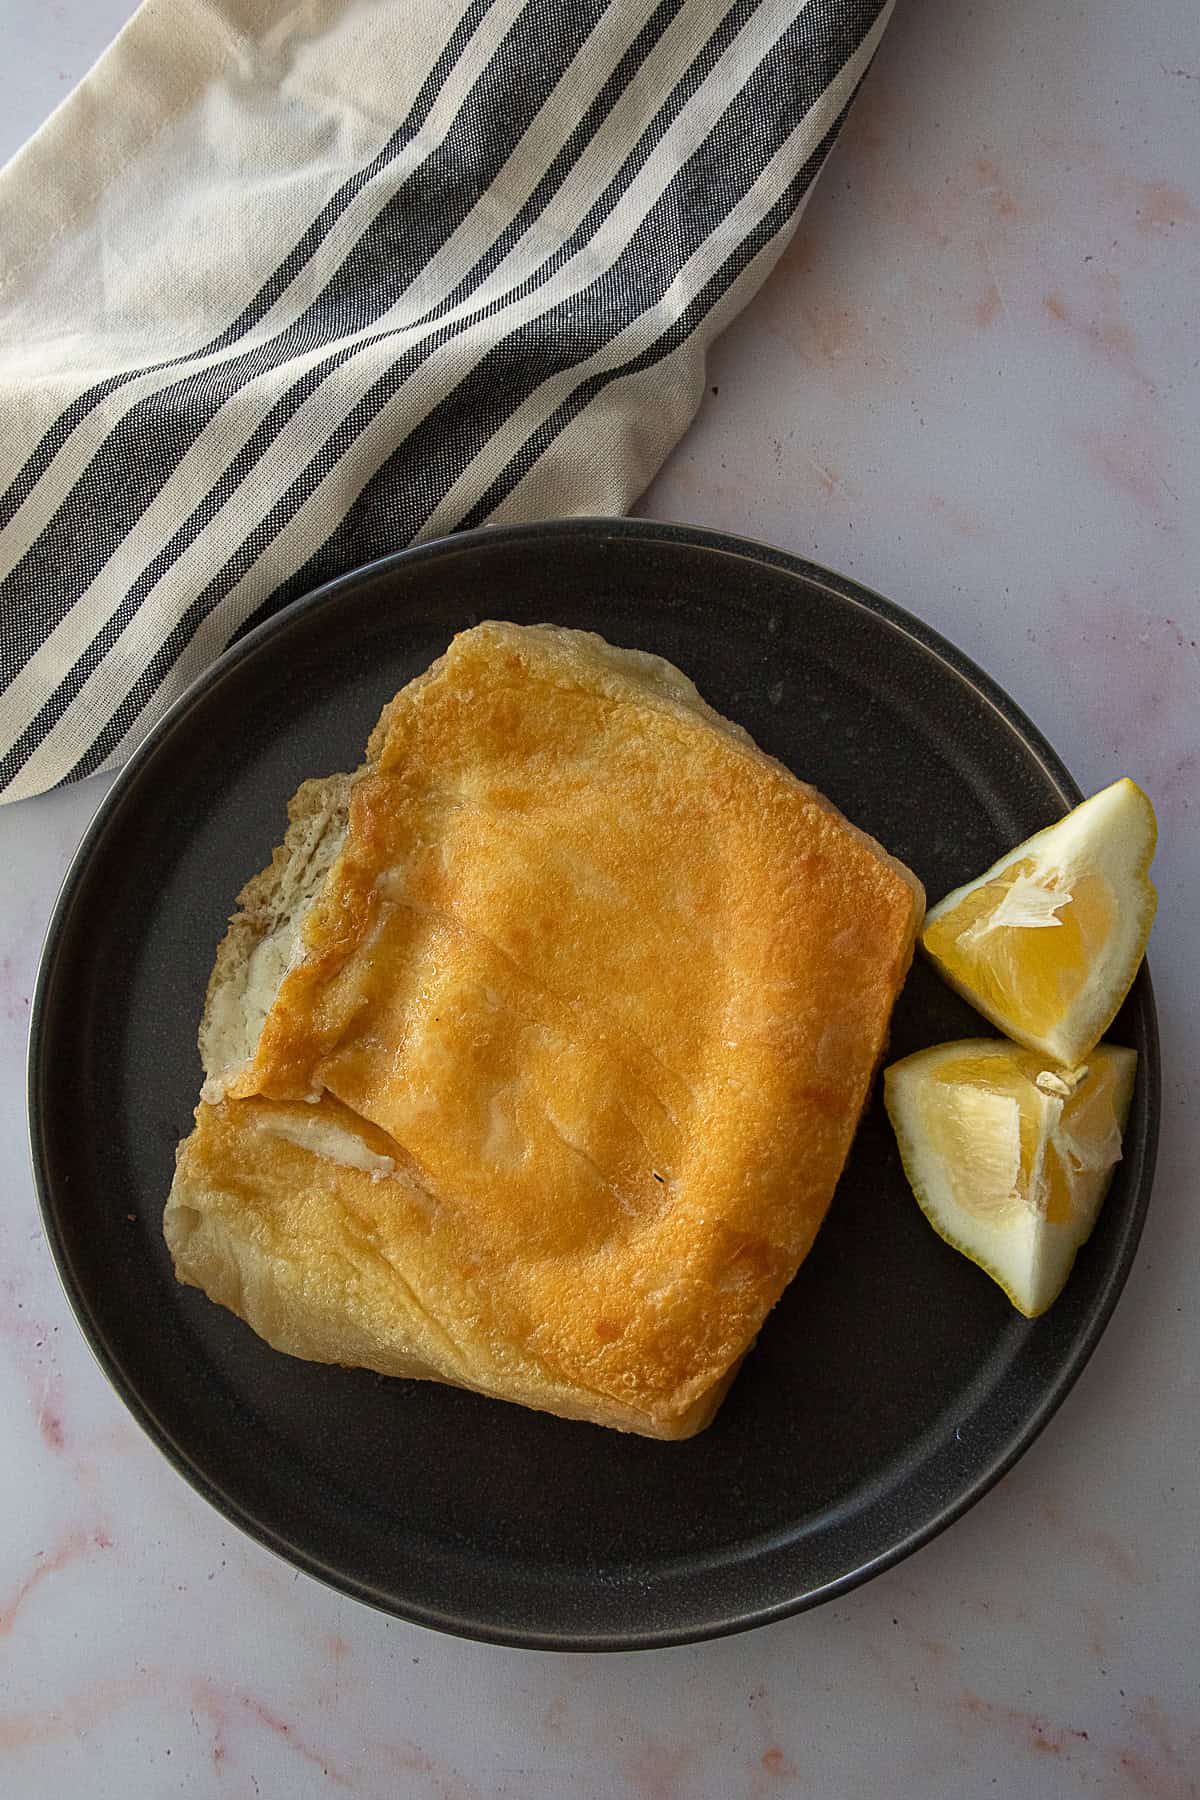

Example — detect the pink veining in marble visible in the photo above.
[0,1529,113,1638]
[622,1739,701,1800]
[1041,1496,1145,1587]
[1107,1695,1200,1800]
[759,1743,800,1781]
[188,1680,359,1787]
[960,1692,1092,1759]
[0,1679,153,1754]
[0,1278,70,1457]
[925,494,993,540]
[1038,594,1199,822]
[1041,276,1156,393]
[1073,417,1178,520]
[1120,179,1199,236]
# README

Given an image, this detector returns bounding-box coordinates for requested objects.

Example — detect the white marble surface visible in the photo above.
[2,1,1198,1794]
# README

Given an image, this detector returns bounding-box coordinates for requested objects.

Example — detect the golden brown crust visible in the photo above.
[166,622,924,1436]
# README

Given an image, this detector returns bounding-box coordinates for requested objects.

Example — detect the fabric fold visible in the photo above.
[0,0,892,803]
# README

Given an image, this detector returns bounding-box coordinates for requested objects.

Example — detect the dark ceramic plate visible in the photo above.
[30,519,1158,1651]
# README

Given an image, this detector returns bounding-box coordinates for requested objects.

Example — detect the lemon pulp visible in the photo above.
[920,780,1156,1066]
[923,860,1114,1042]
[884,1040,1136,1316]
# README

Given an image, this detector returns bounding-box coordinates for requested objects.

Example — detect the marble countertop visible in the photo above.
[2,1,1197,1794]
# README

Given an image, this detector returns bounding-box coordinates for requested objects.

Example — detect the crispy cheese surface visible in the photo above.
[169,623,923,1437]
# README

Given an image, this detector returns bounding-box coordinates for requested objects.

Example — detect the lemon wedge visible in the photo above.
[921,779,1157,1066]
[884,1040,1137,1316]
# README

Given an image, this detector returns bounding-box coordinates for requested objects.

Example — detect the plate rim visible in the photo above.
[27,515,1161,1651]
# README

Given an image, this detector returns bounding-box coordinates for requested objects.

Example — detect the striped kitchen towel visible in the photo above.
[0,0,892,805]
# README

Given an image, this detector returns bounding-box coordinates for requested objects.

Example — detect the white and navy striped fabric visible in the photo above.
[0,0,891,805]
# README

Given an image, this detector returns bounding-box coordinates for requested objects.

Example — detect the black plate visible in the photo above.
[29,519,1158,1650]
